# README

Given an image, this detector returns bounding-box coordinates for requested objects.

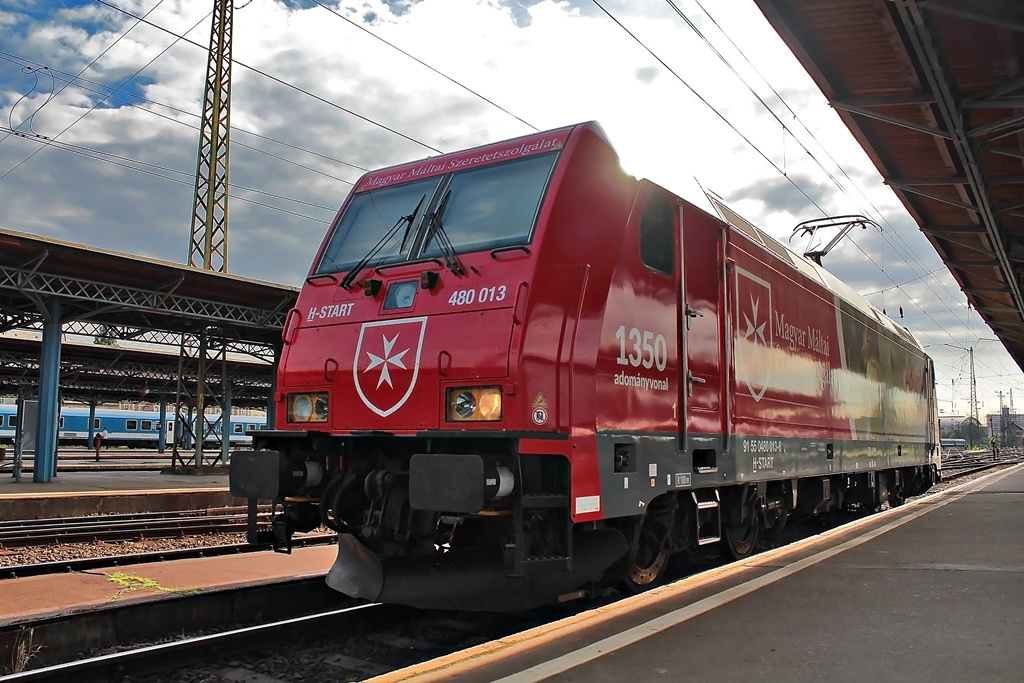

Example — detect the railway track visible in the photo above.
[0,533,336,579]
[3,463,1020,680]
[0,506,336,579]
[1,600,395,682]
[940,454,1022,481]
[0,582,576,681]
[0,507,266,548]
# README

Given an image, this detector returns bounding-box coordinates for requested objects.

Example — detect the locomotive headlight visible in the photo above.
[453,391,476,419]
[292,395,312,421]
[446,386,502,422]
[313,394,329,422]
[287,392,329,423]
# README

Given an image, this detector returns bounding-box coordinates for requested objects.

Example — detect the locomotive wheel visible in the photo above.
[722,520,759,560]
[620,500,674,594]
[761,505,788,546]
[624,548,669,592]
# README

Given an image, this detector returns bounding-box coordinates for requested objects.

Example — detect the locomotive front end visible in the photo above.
[230,123,629,610]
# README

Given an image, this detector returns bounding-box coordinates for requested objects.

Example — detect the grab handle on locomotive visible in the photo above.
[685,303,704,329]
[687,370,707,397]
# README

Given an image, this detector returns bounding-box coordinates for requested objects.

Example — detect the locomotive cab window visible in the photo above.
[319,152,559,279]
[422,153,557,257]
[315,177,441,275]
[640,192,676,276]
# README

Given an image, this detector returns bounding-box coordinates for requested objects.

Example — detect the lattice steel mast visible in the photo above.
[175,0,234,468]
[188,0,233,272]
[969,346,978,448]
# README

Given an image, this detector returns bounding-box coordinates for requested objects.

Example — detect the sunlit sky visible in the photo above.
[0,0,1020,417]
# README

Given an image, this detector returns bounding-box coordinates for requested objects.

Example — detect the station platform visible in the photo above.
[0,468,234,519]
[378,464,1024,683]
[0,544,338,626]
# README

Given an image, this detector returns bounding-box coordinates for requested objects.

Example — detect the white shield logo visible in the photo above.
[353,317,428,417]
[735,267,772,402]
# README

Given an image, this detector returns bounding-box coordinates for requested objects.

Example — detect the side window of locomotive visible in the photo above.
[422,152,557,257]
[315,176,441,275]
[640,192,675,276]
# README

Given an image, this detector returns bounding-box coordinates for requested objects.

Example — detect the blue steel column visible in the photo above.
[220,380,232,464]
[34,299,61,483]
[88,401,96,444]
[158,394,168,453]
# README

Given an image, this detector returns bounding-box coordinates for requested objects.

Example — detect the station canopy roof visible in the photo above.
[754,0,1024,370]
[0,227,299,404]
[0,335,273,408]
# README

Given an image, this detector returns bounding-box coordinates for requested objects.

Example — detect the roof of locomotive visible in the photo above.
[351,122,614,193]
[709,197,924,353]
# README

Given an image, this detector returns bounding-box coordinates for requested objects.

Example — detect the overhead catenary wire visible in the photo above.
[0,3,210,184]
[0,50,364,185]
[682,0,958,284]
[309,0,538,133]
[642,2,968,325]
[1,125,334,221]
[594,2,972,345]
[596,3,1019,405]
[94,0,443,155]
[0,0,169,147]
[664,0,971,330]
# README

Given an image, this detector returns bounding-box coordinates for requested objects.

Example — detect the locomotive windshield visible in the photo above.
[317,177,440,275]
[316,152,558,276]
[421,153,556,257]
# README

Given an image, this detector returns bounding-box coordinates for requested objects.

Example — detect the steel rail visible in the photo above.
[0,533,336,579]
[0,603,384,682]
[0,508,277,547]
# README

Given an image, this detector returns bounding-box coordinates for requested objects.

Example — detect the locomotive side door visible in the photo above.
[680,207,726,466]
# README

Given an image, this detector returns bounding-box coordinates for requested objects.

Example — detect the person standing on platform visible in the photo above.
[94,428,108,461]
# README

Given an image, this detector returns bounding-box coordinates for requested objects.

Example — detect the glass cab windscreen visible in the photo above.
[316,177,440,275]
[422,153,556,256]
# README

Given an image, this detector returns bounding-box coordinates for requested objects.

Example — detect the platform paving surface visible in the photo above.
[411,466,1024,683]
[0,469,229,495]
[0,545,339,624]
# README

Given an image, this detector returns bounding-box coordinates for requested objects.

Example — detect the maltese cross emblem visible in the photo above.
[734,268,772,402]
[353,317,427,417]
[366,333,409,389]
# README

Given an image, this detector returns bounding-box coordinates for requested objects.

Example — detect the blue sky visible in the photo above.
[0,0,1020,414]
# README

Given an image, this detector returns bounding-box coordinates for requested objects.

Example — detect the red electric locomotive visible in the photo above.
[232,122,939,610]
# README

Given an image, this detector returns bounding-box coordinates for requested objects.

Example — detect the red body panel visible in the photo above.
[239,122,939,611]
[274,121,935,524]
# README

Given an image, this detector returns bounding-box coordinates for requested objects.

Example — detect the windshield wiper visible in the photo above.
[340,194,425,290]
[424,190,464,276]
